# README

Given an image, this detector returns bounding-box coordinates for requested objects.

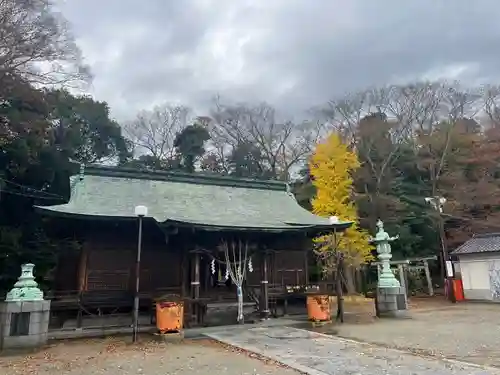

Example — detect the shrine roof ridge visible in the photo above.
[82,164,288,191]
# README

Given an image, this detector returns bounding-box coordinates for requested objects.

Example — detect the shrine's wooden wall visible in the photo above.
[82,237,182,292]
[273,250,307,285]
[53,252,80,292]
[54,222,183,294]
[246,250,308,286]
[84,240,133,290]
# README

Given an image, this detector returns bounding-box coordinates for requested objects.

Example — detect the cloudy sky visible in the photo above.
[56,0,500,121]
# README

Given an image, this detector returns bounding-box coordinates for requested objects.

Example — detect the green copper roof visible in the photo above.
[36,165,352,232]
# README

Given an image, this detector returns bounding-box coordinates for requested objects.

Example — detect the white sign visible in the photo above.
[445,260,454,278]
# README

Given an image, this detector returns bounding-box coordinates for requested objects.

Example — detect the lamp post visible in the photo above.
[425,196,455,303]
[328,216,345,323]
[133,205,148,343]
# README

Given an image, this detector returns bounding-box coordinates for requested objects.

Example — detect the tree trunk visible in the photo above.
[355,268,363,294]
[344,264,356,294]
[236,285,244,323]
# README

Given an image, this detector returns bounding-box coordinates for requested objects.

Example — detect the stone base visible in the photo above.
[376,287,409,318]
[0,300,51,351]
[153,331,184,343]
[203,302,255,326]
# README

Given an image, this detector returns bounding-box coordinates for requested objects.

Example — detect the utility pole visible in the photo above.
[425,196,456,303]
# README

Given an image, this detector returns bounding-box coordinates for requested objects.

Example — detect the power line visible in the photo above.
[0,189,63,200]
[0,178,63,199]
[0,163,85,202]
[1,179,62,197]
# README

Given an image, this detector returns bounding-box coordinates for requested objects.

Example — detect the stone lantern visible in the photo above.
[0,264,51,351]
[371,220,408,317]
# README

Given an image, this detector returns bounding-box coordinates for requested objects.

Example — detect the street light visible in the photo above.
[328,216,344,322]
[425,196,456,303]
[329,216,339,224]
[424,196,446,213]
[133,205,148,343]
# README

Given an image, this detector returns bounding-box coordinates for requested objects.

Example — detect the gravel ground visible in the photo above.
[337,303,500,367]
[0,337,300,375]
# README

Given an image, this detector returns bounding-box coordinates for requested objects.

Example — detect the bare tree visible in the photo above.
[124,104,191,162]
[483,85,500,128]
[417,83,483,195]
[318,82,483,202]
[208,97,322,180]
[317,88,375,146]
[0,0,90,87]
[416,84,483,280]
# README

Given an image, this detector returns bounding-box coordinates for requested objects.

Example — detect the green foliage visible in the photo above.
[0,81,129,291]
[227,142,274,179]
[174,123,210,173]
[292,165,315,211]
[0,219,81,294]
[46,89,131,164]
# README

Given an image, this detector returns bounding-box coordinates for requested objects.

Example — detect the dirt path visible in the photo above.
[0,337,300,375]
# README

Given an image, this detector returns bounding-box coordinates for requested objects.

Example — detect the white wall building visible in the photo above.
[452,233,500,301]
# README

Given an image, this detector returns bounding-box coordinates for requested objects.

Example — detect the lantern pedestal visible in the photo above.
[376,286,408,318]
[0,264,51,352]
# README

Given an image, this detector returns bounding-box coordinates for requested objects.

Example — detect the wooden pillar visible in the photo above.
[202,256,209,292]
[423,260,434,296]
[191,252,200,299]
[77,246,88,292]
[189,251,201,324]
[76,244,88,329]
[397,264,406,292]
[181,250,187,298]
[260,250,270,319]
[304,249,309,285]
[404,265,410,296]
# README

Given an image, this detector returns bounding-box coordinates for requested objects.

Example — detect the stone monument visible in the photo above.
[0,263,51,351]
[371,220,408,318]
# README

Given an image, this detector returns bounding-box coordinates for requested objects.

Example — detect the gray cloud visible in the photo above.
[56,0,500,121]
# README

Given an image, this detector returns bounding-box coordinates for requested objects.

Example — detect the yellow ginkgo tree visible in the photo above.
[310,132,373,291]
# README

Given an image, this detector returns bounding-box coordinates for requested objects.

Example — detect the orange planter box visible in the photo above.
[156,301,184,333]
[307,295,331,322]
